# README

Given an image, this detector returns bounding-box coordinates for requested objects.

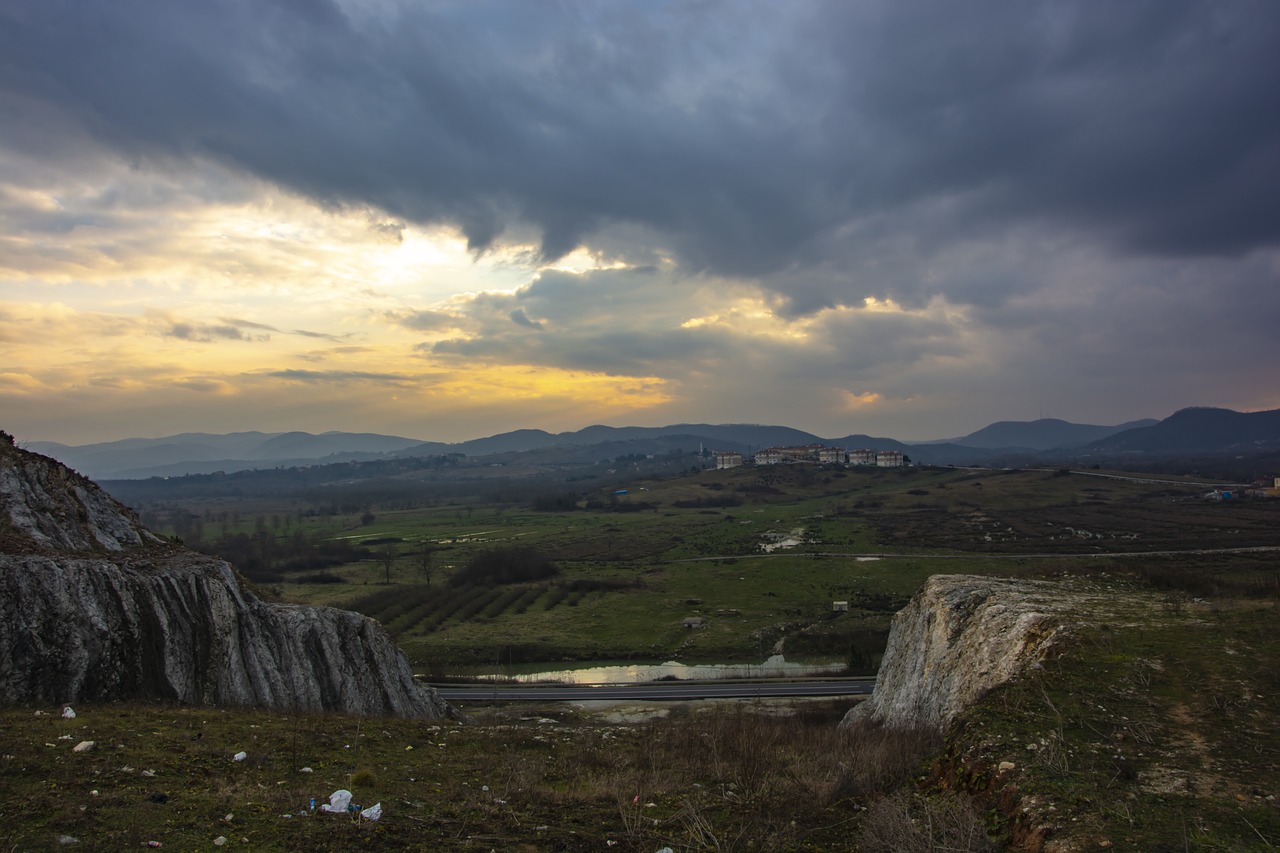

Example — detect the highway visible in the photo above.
[431,678,875,703]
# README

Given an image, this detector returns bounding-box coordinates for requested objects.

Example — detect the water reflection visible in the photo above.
[470,654,844,684]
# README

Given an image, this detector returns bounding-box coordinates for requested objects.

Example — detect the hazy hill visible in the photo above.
[1079,406,1280,455]
[450,428,558,455]
[951,417,1159,451]
[428,424,835,456]
[246,430,425,459]
[28,431,426,480]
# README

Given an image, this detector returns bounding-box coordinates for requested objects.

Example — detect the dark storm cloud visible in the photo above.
[6,0,1277,306]
[816,2,1280,256]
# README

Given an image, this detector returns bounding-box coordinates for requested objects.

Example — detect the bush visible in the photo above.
[294,572,347,584]
[449,546,560,587]
[672,495,744,509]
[530,492,582,512]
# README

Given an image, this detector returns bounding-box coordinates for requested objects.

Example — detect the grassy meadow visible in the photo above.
[135,463,1280,673]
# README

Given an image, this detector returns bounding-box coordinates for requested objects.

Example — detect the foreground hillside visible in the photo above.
[946,596,1279,850]
[0,698,917,852]
[2,571,1276,851]
[850,575,1279,850]
[6,443,1276,849]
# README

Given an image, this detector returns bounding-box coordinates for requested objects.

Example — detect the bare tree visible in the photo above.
[380,545,396,584]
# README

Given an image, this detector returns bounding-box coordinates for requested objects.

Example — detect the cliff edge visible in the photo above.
[0,436,451,718]
[842,574,1079,731]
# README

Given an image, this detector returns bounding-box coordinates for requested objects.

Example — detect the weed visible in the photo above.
[857,789,997,853]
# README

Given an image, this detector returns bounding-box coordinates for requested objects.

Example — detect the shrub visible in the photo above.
[295,572,347,584]
[449,546,560,587]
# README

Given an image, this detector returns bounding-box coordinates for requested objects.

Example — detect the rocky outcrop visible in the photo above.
[0,439,451,718]
[0,447,162,553]
[842,574,1075,731]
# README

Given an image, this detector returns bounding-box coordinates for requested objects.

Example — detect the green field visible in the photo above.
[137,464,1280,671]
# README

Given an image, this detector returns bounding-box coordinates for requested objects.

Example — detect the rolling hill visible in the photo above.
[22,408,1278,480]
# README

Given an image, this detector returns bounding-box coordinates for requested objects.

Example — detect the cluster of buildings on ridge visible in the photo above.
[712,445,907,470]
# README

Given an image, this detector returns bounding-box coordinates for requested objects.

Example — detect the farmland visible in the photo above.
[122,463,1280,671]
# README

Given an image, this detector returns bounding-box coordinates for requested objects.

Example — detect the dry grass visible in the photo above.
[0,700,951,851]
[857,788,997,853]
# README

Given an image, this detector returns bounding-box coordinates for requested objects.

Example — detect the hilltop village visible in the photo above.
[713,445,906,469]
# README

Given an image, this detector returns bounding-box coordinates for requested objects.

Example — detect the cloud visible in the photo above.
[394,309,460,332]
[368,220,406,243]
[165,319,270,343]
[0,371,43,393]
[288,328,348,341]
[6,0,1276,296]
[173,377,235,394]
[508,308,542,330]
[222,317,276,331]
[260,368,410,384]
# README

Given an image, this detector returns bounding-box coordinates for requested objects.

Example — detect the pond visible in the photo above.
[458,654,845,684]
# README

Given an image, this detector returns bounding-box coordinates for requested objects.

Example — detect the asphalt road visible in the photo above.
[431,679,876,702]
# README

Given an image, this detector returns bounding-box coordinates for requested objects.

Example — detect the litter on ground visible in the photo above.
[319,789,352,814]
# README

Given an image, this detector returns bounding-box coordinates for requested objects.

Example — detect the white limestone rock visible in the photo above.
[0,440,452,719]
[842,574,1079,731]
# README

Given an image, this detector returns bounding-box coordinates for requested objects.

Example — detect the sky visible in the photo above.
[3,0,1279,446]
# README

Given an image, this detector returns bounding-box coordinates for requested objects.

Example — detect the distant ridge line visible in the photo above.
[19,407,1279,481]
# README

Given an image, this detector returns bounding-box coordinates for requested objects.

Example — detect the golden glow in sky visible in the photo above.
[0,179,686,442]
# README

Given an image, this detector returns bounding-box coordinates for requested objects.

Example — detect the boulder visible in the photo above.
[842,574,1076,731]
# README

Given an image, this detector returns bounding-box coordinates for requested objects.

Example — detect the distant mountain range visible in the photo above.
[22,407,1278,480]
[942,417,1159,450]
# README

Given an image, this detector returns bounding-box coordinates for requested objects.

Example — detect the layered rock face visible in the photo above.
[0,439,451,719]
[842,574,1075,731]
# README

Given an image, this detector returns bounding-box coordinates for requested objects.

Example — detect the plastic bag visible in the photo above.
[62,706,76,719]
[361,803,382,821]
[319,789,352,814]
[232,751,247,762]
